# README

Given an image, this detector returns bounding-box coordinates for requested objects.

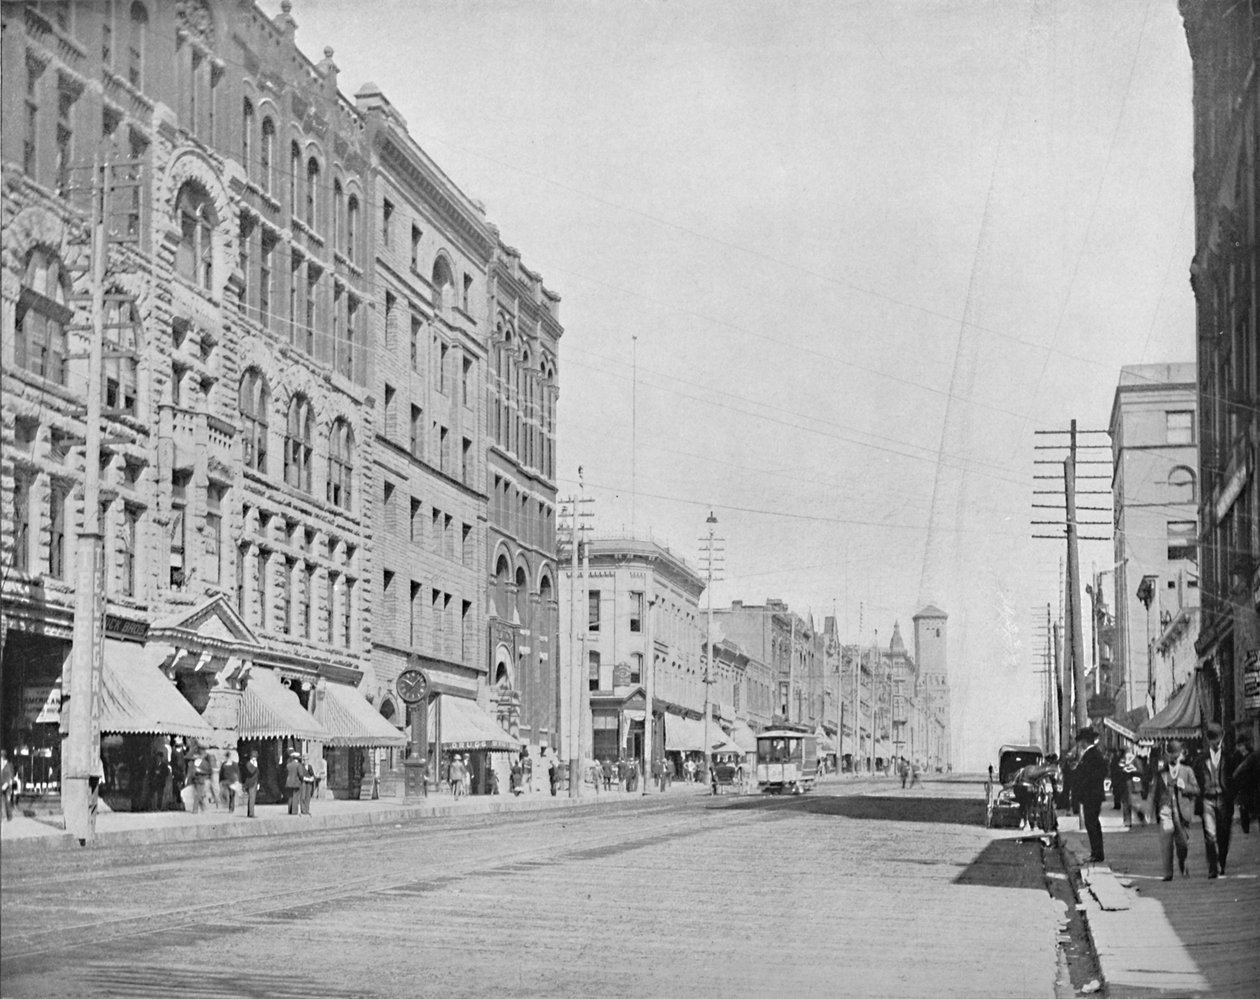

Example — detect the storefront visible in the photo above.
[236,666,330,803]
[428,694,522,794]
[0,630,70,797]
[313,680,407,799]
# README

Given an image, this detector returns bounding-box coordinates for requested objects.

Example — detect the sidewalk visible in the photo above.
[0,782,713,856]
[1060,807,1260,998]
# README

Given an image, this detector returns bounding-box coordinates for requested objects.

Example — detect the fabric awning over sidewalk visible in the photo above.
[99,640,216,740]
[239,667,329,741]
[315,682,406,748]
[665,714,710,751]
[1137,678,1201,740]
[729,719,758,752]
[429,695,520,752]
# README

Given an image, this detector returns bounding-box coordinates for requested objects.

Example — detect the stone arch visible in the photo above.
[3,207,69,276]
[493,645,514,690]
[161,149,236,299]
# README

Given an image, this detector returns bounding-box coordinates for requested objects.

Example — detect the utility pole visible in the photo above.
[868,628,879,774]
[562,473,594,799]
[852,601,862,772]
[698,512,723,785]
[1065,420,1087,731]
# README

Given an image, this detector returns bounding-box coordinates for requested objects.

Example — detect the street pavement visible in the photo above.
[2,776,1064,999]
[1060,804,1260,999]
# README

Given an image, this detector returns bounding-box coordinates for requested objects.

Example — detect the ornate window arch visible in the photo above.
[242,98,254,173]
[306,156,320,229]
[128,2,148,88]
[239,368,269,472]
[327,417,355,510]
[346,193,360,261]
[15,246,73,385]
[284,393,314,492]
[260,118,275,194]
[175,181,216,290]
[431,254,455,311]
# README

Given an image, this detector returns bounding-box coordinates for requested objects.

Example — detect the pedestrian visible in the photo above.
[1,749,14,822]
[1231,736,1257,834]
[1148,742,1199,880]
[909,760,921,788]
[1192,722,1232,877]
[313,753,327,800]
[1108,749,1125,811]
[220,750,240,813]
[602,758,613,791]
[548,753,559,796]
[510,757,524,796]
[284,751,303,815]
[205,749,221,810]
[899,757,909,789]
[449,754,466,798]
[243,750,260,818]
[1073,727,1108,864]
[300,754,315,814]
[522,750,534,794]
[1118,750,1143,827]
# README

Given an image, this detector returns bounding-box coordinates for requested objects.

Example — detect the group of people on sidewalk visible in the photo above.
[1069,723,1258,882]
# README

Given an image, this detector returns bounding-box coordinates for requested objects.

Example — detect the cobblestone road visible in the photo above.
[1,781,1064,999]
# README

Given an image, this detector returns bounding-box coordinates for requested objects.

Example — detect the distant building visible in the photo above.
[1109,363,1200,720]
[913,605,950,771]
[1181,0,1259,747]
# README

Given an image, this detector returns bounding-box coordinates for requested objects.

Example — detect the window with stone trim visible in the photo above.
[327,418,354,511]
[128,2,147,88]
[239,369,269,473]
[15,248,72,385]
[260,117,275,194]
[175,182,215,291]
[11,471,32,575]
[284,394,314,493]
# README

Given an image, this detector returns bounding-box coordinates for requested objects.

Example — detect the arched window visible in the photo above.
[332,178,343,248]
[327,418,354,510]
[260,118,275,194]
[175,182,215,290]
[242,99,253,173]
[494,553,511,619]
[102,291,140,416]
[306,157,319,229]
[431,255,454,311]
[284,394,314,492]
[514,565,528,626]
[1169,465,1196,503]
[239,368,269,472]
[289,141,301,217]
[346,194,359,261]
[128,2,147,88]
[15,248,72,385]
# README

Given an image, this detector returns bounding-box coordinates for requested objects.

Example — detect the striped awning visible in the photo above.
[1138,678,1201,740]
[238,667,329,741]
[315,682,407,748]
[99,640,216,740]
[429,695,520,752]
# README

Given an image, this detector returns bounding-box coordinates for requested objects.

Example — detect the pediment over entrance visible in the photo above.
[149,595,262,652]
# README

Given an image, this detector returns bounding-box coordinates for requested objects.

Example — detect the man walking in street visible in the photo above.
[1074,727,1108,864]
[1193,722,1232,877]
[243,750,260,818]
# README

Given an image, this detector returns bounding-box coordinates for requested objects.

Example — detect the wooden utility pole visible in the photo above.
[1065,420,1088,731]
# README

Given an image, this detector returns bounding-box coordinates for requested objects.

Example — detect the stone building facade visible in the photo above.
[1182,0,1259,748]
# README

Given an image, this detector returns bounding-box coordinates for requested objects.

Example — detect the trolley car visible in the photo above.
[756,728,818,794]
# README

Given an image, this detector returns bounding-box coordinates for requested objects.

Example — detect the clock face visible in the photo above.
[396,668,429,704]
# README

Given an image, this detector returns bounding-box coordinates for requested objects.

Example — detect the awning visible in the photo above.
[815,726,837,754]
[99,639,217,740]
[315,682,407,748]
[665,713,703,751]
[430,694,520,752]
[729,720,758,753]
[1138,679,1201,740]
[711,732,743,754]
[239,667,329,741]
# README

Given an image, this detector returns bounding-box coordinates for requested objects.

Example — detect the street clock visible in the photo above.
[396,667,430,704]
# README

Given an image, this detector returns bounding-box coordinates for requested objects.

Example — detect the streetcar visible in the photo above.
[755,728,818,794]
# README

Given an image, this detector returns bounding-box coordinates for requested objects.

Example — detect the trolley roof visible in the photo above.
[756,728,816,740]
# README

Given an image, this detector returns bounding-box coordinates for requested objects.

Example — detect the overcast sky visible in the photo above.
[264,0,1196,769]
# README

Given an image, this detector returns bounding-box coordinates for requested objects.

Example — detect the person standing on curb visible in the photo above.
[1074,727,1108,864]
[1149,742,1199,880]
[449,754,466,798]
[220,750,240,813]
[1232,735,1257,834]
[284,751,303,815]
[300,754,315,815]
[243,750,260,818]
[1192,722,1231,877]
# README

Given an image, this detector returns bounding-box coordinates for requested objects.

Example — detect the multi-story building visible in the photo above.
[560,536,704,767]
[714,599,823,728]
[1109,363,1200,719]
[886,621,917,766]
[1,0,559,807]
[913,605,950,771]
[1182,0,1259,748]
[486,241,561,761]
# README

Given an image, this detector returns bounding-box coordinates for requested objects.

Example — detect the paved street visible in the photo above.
[0,780,1063,999]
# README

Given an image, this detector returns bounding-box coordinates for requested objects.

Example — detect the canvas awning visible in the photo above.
[429,694,520,752]
[315,682,407,748]
[711,732,743,754]
[1138,678,1201,740]
[729,719,758,753]
[238,667,329,741]
[98,639,216,740]
[665,714,709,752]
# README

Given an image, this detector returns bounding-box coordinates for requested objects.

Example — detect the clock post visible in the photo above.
[397,659,430,800]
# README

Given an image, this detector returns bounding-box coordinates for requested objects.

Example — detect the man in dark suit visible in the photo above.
[1074,727,1108,863]
[242,750,260,818]
[284,751,303,815]
[1192,722,1231,877]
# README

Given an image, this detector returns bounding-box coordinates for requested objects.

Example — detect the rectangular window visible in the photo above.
[170,472,189,588]
[238,218,252,309]
[304,268,318,354]
[462,599,472,660]
[12,473,32,574]
[343,295,359,380]
[410,225,422,270]
[1166,411,1194,445]
[382,480,395,533]
[438,342,449,394]
[281,557,296,634]
[259,234,275,329]
[205,485,223,585]
[629,591,644,633]
[238,542,249,619]
[462,273,472,313]
[326,570,338,644]
[302,562,314,639]
[383,570,396,626]
[461,522,472,566]
[630,653,643,685]
[589,651,601,692]
[462,356,472,407]
[461,437,472,483]
[384,384,396,439]
[588,589,601,632]
[432,588,445,655]
[439,426,449,474]
[410,580,422,647]
[1167,521,1197,561]
[256,547,268,629]
[289,253,301,345]
[382,199,393,247]
[343,577,354,648]
[55,80,76,198]
[444,514,454,561]
[410,405,423,459]
[410,316,420,372]
[410,498,422,544]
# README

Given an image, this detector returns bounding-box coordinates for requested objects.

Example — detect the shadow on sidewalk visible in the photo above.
[719,793,986,827]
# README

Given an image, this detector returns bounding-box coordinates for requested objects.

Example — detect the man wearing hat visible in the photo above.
[1074,726,1108,863]
[1192,722,1232,877]
[284,751,303,815]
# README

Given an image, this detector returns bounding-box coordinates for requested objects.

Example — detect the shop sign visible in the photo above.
[1087,694,1116,718]
[1214,454,1250,523]
[1243,649,1260,714]
[24,685,61,724]
[105,614,149,641]
[612,663,632,687]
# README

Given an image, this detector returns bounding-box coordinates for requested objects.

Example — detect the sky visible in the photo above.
[263,0,1197,769]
